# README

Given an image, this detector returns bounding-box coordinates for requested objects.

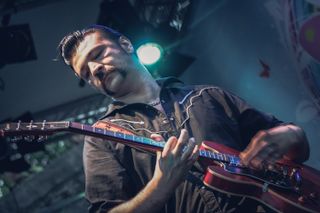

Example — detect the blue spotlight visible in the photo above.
[136,42,163,65]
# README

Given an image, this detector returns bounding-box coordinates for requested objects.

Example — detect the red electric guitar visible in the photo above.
[1,120,320,213]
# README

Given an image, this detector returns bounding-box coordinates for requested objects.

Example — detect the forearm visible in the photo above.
[109,130,198,213]
[108,177,172,213]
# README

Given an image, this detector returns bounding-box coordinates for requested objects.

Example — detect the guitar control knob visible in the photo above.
[309,192,318,200]
[292,169,302,187]
[298,196,307,203]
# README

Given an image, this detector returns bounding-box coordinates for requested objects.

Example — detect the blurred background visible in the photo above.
[0,0,319,212]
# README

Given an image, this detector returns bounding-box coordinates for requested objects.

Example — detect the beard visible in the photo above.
[102,69,127,97]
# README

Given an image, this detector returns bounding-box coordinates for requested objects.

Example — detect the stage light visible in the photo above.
[136,43,163,65]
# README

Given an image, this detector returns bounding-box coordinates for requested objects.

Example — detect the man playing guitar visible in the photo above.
[56,25,311,213]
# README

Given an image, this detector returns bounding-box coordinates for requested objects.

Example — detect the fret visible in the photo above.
[87,125,93,132]
[105,129,113,136]
[215,152,220,160]
[151,139,158,146]
[115,132,124,139]
[234,156,241,165]
[206,151,210,158]
[204,151,209,159]
[211,152,215,159]
[143,138,151,145]
[211,151,215,158]
[226,154,231,163]
[135,136,143,143]
[222,154,226,161]
[199,150,206,157]
[133,135,143,144]
[125,134,134,141]
[223,154,228,162]
[229,156,233,164]
[207,151,212,158]
[158,142,165,148]
[95,128,103,134]
[149,139,157,146]
[209,151,214,159]
[215,153,220,160]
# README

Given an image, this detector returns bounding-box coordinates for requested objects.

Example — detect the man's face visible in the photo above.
[72,31,134,97]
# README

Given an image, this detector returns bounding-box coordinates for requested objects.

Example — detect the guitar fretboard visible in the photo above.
[1,121,241,165]
[69,122,240,164]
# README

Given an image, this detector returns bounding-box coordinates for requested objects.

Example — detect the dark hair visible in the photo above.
[57,25,122,68]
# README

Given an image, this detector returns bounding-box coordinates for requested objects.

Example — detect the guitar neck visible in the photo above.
[68,122,239,164]
[1,121,240,164]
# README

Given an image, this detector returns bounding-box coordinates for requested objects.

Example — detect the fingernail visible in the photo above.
[189,137,195,143]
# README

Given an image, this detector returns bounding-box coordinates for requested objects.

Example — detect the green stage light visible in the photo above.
[136,43,163,65]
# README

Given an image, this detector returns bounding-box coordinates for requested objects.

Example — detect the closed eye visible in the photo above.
[92,48,104,61]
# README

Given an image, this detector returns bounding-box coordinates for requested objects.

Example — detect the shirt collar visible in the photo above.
[102,77,184,117]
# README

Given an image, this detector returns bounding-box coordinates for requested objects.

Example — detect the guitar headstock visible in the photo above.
[0,120,71,138]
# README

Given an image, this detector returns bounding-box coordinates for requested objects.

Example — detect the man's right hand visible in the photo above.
[151,129,199,193]
[109,129,199,213]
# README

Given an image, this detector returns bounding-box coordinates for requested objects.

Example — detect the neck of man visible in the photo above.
[114,66,161,105]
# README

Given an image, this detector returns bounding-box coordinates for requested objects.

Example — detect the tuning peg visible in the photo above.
[24,135,36,142]
[37,135,48,142]
[10,136,23,142]
[298,195,307,203]
[309,192,318,200]
[10,143,18,150]
[282,166,289,176]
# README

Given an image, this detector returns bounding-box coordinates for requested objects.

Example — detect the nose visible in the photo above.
[88,61,105,81]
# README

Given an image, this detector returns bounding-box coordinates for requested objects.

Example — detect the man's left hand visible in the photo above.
[239,125,309,170]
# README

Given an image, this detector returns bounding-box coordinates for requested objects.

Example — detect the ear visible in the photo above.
[118,36,134,53]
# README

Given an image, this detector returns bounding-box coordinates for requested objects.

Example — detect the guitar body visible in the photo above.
[201,141,320,213]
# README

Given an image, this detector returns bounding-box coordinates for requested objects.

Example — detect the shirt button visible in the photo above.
[163,119,169,124]
[169,117,174,121]
[161,100,165,103]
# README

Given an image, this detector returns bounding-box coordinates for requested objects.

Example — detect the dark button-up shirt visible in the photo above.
[83,77,283,212]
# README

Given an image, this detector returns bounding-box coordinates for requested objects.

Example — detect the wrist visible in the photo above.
[149,176,173,199]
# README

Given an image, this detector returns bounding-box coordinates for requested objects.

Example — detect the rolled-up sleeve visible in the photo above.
[209,87,284,146]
